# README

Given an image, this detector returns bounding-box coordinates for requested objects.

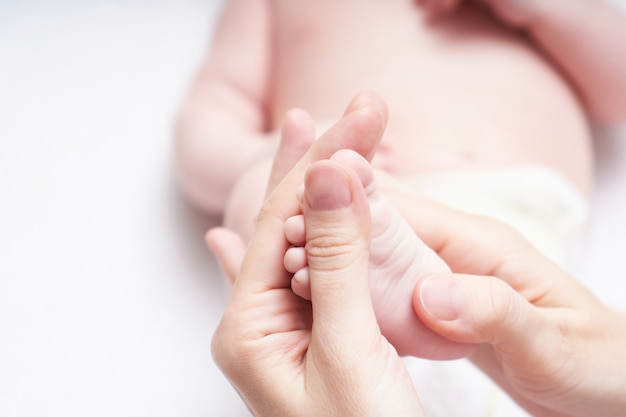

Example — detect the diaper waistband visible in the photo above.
[399,166,589,266]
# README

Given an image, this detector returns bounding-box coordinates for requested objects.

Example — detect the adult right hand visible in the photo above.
[383,185,626,417]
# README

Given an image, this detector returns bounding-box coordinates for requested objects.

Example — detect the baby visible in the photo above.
[176,0,626,415]
[176,0,624,263]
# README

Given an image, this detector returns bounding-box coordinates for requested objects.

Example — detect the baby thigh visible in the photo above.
[223,158,274,243]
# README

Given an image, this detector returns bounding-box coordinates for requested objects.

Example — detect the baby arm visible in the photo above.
[527,0,626,124]
[420,0,626,124]
[175,0,275,215]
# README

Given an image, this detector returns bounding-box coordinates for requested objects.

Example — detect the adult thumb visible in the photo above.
[303,160,380,354]
[413,273,546,350]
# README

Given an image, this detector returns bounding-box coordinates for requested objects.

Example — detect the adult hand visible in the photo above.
[382,184,626,417]
[209,93,424,417]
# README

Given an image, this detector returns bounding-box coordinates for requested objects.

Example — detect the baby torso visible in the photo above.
[268,0,593,196]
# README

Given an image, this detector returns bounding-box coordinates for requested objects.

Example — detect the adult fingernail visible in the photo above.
[305,165,352,210]
[419,275,463,321]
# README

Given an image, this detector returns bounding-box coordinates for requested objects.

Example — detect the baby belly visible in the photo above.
[271,3,593,196]
[374,47,593,197]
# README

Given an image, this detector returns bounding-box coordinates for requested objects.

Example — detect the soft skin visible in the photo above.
[173,0,626,227]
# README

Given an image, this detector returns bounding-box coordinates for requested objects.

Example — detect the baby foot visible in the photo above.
[284,150,476,359]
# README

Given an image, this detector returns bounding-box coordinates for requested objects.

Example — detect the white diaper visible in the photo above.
[400,165,589,266]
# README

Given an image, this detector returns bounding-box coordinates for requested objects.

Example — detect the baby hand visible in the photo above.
[417,0,539,27]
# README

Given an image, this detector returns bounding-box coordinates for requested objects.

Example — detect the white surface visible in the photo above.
[0,1,247,416]
[0,2,624,416]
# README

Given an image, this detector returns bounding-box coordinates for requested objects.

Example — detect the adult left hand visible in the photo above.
[208,93,424,417]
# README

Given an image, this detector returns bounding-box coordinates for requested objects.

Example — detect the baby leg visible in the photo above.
[284,150,476,359]
[224,109,316,242]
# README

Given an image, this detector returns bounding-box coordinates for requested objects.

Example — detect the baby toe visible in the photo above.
[284,246,308,273]
[285,215,306,246]
[291,268,311,301]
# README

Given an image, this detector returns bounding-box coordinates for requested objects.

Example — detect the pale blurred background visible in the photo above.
[0,1,624,416]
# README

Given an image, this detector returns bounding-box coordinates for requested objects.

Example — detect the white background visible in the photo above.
[1,1,625,416]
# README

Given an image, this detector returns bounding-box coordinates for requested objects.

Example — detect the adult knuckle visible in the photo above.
[477,279,520,343]
[306,230,361,267]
